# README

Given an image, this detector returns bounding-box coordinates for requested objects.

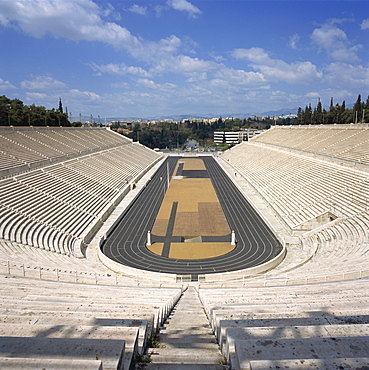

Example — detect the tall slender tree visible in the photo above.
[314,98,323,124]
[58,98,63,114]
[353,94,362,123]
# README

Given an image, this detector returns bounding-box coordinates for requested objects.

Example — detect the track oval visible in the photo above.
[101,156,283,277]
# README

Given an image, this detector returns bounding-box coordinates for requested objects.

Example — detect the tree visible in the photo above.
[0,95,11,125]
[333,103,341,124]
[9,98,25,126]
[313,98,323,124]
[0,95,71,126]
[325,98,335,124]
[58,98,63,114]
[132,123,141,142]
[353,94,362,123]
[303,104,312,125]
[364,95,369,123]
[297,107,304,125]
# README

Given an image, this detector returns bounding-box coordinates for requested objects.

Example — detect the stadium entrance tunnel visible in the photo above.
[293,211,339,233]
[100,156,285,281]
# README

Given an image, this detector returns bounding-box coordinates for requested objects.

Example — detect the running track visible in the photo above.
[101,156,282,278]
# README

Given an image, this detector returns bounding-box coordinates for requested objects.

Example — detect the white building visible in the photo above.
[213,129,263,144]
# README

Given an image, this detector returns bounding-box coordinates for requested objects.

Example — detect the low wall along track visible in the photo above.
[101,156,283,279]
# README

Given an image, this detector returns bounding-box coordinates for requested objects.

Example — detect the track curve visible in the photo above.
[101,156,283,277]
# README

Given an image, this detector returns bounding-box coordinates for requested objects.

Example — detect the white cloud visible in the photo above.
[150,35,182,56]
[0,0,101,38]
[152,54,216,76]
[305,91,320,99]
[136,78,157,89]
[311,22,362,62]
[209,52,225,62]
[136,78,177,90]
[68,88,100,101]
[128,4,147,16]
[232,48,270,64]
[0,0,174,61]
[154,5,167,17]
[361,18,369,30]
[179,65,270,111]
[0,0,193,77]
[21,76,67,90]
[312,24,347,49]
[213,68,267,87]
[186,72,208,83]
[324,62,369,90]
[289,33,300,49]
[25,92,48,100]
[261,61,322,85]
[167,0,202,18]
[90,63,151,78]
[0,77,16,90]
[268,90,301,104]
[110,82,130,89]
[132,35,182,63]
[232,47,322,85]
[172,55,213,73]
[101,3,121,21]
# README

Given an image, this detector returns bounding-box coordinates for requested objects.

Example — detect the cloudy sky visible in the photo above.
[0,0,368,119]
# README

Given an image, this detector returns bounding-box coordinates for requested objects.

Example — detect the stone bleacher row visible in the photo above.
[215,125,369,368]
[0,127,131,177]
[0,274,182,369]
[198,279,369,370]
[296,210,369,272]
[253,124,369,165]
[238,212,369,288]
[0,128,161,256]
[0,238,115,283]
[220,127,369,284]
[0,238,177,287]
[222,141,369,230]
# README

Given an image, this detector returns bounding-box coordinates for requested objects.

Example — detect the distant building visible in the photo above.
[213,129,263,144]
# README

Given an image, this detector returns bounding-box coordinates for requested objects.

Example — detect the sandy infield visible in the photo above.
[149,158,233,259]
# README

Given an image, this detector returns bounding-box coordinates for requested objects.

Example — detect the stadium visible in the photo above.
[0,124,368,369]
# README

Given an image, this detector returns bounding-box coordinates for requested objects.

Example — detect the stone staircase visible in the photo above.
[142,286,228,370]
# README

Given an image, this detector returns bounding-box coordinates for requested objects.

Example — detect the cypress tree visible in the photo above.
[58,98,63,114]
[353,94,361,123]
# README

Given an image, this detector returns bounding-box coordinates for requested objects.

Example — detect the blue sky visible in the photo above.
[0,0,368,119]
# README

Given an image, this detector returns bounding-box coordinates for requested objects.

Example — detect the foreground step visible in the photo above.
[149,347,224,364]
[249,357,369,369]
[0,324,139,370]
[216,313,369,345]
[144,364,228,370]
[224,324,369,367]
[0,358,102,370]
[0,315,149,351]
[234,337,369,370]
[0,337,125,370]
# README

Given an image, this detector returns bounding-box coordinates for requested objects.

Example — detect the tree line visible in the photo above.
[0,95,70,126]
[296,95,369,125]
[119,117,271,149]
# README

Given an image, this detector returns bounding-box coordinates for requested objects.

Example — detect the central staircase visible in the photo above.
[142,286,228,369]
